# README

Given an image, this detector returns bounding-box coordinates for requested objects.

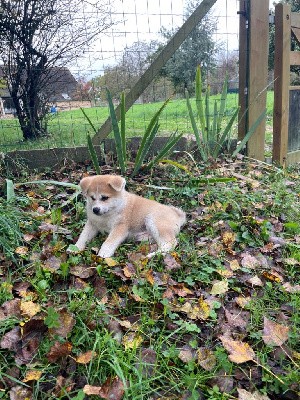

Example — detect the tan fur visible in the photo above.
[75,175,186,258]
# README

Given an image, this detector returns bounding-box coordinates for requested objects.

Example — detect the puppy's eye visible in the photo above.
[101,196,109,201]
[91,195,96,201]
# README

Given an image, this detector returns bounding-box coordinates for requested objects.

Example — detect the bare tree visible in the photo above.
[0,0,114,140]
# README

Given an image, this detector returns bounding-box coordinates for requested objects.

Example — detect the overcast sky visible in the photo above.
[72,0,274,78]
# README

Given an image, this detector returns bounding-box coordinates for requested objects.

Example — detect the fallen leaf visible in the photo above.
[247,275,263,287]
[122,332,143,350]
[241,253,260,269]
[222,231,236,248]
[50,308,75,337]
[9,385,33,400]
[15,246,29,255]
[20,300,41,318]
[43,256,61,272]
[220,336,255,364]
[262,317,289,346]
[76,350,97,364]
[83,385,103,395]
[23,370,42,382]
[47,341,73,362]
[105,257,118,267]
[235,296,251,309]
[85,376,125,400]
[0,327,21,351]
[197,348,216,371]
[237,388,271,400]
[179,346,195,363]
[210,280,229,295]
[262,271,282,283]
[163,253,181,270]
[70,265,95,278]
[282,282,300,293]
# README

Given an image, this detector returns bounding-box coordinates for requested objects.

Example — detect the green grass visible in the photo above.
[0,92,274,152]
[0,157,299,399]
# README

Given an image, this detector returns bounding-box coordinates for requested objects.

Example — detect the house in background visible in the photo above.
[0,66,78,115]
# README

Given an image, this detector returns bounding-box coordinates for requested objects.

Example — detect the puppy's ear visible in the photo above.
[79,176,92,195]
[109,176,126,192]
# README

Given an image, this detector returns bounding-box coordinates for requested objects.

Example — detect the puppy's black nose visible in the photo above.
[93,207,101,215]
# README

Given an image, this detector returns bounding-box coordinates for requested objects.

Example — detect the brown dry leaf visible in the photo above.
[76,350,97,364]
[20,300,41,318]
[197,348,217,371]
[262,317,289,346]
[105,257,118,267]
[262,271,283,283]
[2,298,21,318]
[83,385,103,395]
[23,370,42,382]
[47,341,73,362]
[15,246,29,255]
[163,253,181,271]
[179,347,195,363]
[247,275,263,287]
[122,332,143,350]
[145,270,155,285]
[23,233,35,242]
[210,280,229,295]
[241,253,260,269]
[237,388,271,400]
[0,326,21,350]
[220,336,255,364]
[282,282,300,293]
[50,308,75,337]
[96,376,125,400]
[229,259,240,271]
[235,296,251,309]
[217,267,234,278]
[70,265,95,279]
[123,264,136,278]
[9,385,33,400]
[43,256,61,273]
[222,231,236,248]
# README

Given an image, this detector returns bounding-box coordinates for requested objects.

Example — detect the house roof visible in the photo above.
[0,66,78,101]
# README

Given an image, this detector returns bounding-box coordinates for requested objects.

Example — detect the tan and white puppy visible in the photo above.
[75,175,186,258]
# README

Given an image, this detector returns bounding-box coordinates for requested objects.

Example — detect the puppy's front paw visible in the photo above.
[98,244,115,258]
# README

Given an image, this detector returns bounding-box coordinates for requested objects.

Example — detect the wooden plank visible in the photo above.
[91,0,218,145]
[273,3,291,165]
[238,0,248,141]
[247,0,269,161]
[290,51,300,65]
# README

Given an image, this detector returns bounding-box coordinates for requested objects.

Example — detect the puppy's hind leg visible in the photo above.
[145,216,177,258]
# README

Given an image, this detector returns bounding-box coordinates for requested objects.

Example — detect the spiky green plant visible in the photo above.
[106,90,183,177]
[186,65,266,160]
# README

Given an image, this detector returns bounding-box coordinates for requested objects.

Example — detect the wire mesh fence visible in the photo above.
[0,0,240,152]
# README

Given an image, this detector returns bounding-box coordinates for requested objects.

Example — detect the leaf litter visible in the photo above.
[0,157,300,399]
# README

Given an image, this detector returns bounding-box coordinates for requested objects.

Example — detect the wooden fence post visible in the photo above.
[273,4,291,165]
[238,0,269,160]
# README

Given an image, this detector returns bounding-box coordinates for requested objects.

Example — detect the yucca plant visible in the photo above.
[186,66,266,161]
[106,89,183,177]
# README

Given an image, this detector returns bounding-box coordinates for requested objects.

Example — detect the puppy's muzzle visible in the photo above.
[92,207,106,215]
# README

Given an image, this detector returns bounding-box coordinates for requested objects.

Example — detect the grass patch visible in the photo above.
[0,156,298,399]
[0,92,275,152]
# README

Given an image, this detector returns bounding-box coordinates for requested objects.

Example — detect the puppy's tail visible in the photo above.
[171,206,187,227]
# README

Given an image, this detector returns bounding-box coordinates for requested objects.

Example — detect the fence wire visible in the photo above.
[0,0,240,152]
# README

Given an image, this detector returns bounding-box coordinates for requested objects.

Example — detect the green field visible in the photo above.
[0,92,275,152]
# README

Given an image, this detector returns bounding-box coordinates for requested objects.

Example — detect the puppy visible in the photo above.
[75,175,186,258]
